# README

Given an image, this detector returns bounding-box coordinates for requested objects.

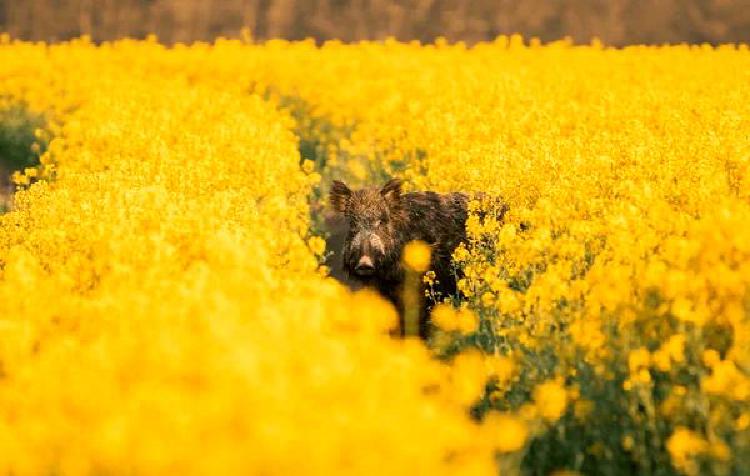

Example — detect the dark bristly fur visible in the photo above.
[330,178,496,339]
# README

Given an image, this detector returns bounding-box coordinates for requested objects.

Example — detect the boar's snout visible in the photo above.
[354,255,375,276]
[347,231,386,278]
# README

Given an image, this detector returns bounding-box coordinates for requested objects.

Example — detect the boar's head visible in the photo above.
[329,178,405,281]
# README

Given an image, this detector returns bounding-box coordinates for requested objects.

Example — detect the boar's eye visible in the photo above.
[375,215,388,227]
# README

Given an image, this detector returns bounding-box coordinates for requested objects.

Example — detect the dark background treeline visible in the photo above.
[1,0,750,45]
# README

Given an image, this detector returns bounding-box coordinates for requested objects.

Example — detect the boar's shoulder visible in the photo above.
[401,191,469,245]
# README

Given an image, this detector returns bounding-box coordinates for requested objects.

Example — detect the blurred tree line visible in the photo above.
[1,0,749,45]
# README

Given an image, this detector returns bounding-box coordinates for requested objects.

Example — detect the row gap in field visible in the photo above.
[0,101,48,213]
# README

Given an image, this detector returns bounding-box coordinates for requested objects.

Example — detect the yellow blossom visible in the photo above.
[667,428,708,475]
[534,380,568,422]
[307,235,327,256]
[403,240,432,272]
[455,307,479,334]
[482,412,529,453]
[431,304,459,332]
[301,159,316,174]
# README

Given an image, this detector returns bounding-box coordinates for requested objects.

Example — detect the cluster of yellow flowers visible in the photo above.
[1,34,749,474]
[0,37,515,475]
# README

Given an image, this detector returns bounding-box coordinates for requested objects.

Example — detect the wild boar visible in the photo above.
[329,178,487,338]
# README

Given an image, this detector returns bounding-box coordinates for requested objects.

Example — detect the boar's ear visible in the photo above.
[380,178,403,206]
[330,180,351,213]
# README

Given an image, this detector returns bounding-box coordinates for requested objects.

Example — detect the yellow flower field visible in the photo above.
[0,35,749,474]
